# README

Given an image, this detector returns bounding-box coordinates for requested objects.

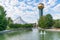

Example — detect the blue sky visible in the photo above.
[0,0,60,23]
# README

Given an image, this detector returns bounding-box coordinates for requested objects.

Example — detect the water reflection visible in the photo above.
[40,30,46,34]
[0,34,6,40]
[44,31,60,40]
[5,28,39,40]
[0,29,60,40]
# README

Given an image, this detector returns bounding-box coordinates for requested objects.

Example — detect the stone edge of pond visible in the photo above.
[0,30,12,34]
[45,29,60,32]
[0,28,32,34]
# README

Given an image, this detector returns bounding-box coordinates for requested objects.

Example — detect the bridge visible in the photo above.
[13,16,27,24]
[13,16,38,28]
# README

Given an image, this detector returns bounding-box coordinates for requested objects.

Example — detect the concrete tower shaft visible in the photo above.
[38,3,44,16]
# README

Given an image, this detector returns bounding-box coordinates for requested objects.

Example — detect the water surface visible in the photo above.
[0,29,60,40]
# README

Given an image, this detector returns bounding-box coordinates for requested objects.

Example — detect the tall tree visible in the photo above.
[38,16,46,28]
[45,14,53,28]
[38,14,53,28]
[8,17,13,25]
[0,6,8,31]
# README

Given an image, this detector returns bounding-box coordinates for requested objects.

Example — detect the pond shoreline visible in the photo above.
[45,28,60,32]
[38,27,60,32]
[0,28,32,34]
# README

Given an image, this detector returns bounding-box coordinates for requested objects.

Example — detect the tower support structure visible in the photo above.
[38,3,44,17]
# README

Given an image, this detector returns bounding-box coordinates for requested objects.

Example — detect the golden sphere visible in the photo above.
[38,3,44,9]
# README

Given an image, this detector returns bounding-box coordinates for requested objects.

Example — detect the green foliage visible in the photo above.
[8,17,13,24]
[0,6,8,31]
[53,19,60,28]
[38,14,53,28]
[45,14,53,28]
[23,24,33,28]
[38,16,46,28]
[9,24,33,28]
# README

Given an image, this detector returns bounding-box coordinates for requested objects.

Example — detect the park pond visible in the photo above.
[0,28,60,40]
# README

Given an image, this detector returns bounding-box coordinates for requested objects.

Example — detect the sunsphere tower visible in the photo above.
[38,3,44,17]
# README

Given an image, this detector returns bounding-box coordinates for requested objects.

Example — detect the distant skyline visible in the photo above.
[0,0,60,23]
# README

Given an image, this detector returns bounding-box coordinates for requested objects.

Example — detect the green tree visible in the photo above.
[38,14,53,28]
[0,6,8,31]
[53,19,60,28]
[38,16,46,28]
[8,17,13,25]
[7,17,13,29]
[45,14,53,28]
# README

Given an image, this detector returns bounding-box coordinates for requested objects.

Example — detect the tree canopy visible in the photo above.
[0,6,8,31]
[38,14,53,28]
[53,19,60,28]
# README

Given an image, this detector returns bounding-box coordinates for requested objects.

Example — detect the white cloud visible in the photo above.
[52,14,60,20]
[0,0,59,23]
[53,4,60,12]
[42,0,57,12]
[25,0,35,5]
[47,0,57,6]
[10,0,19,6]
